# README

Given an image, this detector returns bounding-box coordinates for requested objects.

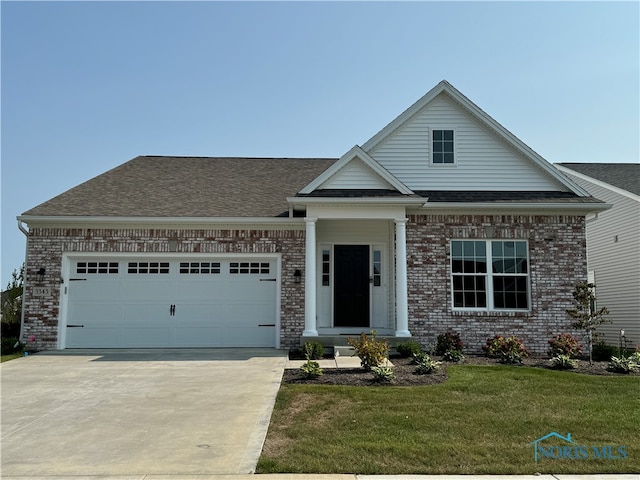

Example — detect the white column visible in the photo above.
[395,218,411,337]
[303,217,318,336]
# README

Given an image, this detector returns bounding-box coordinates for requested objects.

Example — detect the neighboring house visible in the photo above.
[18,81,609,353]
[555,163,639,347]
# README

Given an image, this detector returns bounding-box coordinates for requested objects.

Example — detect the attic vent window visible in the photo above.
[432,129,455,164]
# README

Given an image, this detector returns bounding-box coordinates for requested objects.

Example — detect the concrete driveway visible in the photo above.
[0,349,287,477]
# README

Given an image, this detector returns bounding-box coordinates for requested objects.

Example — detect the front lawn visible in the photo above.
[257,365,640,474]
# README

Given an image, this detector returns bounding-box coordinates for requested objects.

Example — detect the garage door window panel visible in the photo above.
[128,262,170,274]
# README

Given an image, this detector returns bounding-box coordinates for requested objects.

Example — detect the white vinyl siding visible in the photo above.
[368,95,562,191]
[559,171,640,346]
[320,159,392,190]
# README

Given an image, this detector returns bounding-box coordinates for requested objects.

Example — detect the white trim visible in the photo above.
[554,165,640,203]
[429,127,458,167]
[17,215,305,227]
[299,145,414,195]
[361,80,591,197]
[414,201,611,215]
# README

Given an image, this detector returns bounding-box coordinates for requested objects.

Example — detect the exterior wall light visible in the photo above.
[36,268,46,283]
[293,269,302,284]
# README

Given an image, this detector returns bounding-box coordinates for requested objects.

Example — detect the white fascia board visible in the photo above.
[413,202,612,215]
[17,215,305,228]
[287,197,427,207]
[361,80,591,197]
[554,165,640,203]
[299,145,414,195]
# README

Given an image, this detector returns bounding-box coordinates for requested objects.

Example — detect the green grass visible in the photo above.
[257,365,640,474]
[1,352,24,362]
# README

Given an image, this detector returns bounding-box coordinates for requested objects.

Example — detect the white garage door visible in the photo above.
[64,257,278,348]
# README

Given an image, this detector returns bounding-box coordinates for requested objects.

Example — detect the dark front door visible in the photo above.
[334,245,370,327]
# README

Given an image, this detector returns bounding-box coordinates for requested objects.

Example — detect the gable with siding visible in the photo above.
[363,82,580,193]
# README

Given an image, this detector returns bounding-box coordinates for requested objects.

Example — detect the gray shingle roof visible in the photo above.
[557,163,640,196]
[22,156,337,218]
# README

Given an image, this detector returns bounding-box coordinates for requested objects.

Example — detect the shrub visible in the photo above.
[549,354,578,370]
[608,356,638,374]
[1,337,23,355]
[435,332,464,356]
[300,360,323,378]
[347,331,389,371]
[303,340,325,360]
[395,340,423,358]
[483,335,530,364]
[413,352,442,374]
[442,350,465,363]
[548,333,583,358]
[370,365,395,383]
[592,341,615,361]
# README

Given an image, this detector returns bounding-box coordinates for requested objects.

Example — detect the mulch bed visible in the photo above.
[283,354,639,387]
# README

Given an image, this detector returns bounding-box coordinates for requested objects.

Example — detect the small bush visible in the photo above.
[435,332,464,356]
[549,354,578,370]
[413,352,441,374]
[303,340,325,360]
[548,333,583,358]
[483,335,530,364]
[592,341,615,361]
[1,337,23,355]
[300,360,323,378]
[347,331,389,371]
[442,350,465,363]
[395,340,423,358]
[370,365,395,383]
[608,356,638,374]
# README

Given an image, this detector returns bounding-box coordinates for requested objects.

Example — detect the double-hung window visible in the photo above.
[451,240,530,310]
[432,129,455,164]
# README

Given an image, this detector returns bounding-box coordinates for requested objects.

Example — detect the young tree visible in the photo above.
[1,264,24,337]
[566,281,610,364]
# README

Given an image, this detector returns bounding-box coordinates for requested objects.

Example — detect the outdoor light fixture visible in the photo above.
[36,268,46,283]
[293,269,302,284]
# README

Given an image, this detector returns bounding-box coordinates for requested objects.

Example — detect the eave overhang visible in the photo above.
[410,201,612,215]
[17,215,305,229]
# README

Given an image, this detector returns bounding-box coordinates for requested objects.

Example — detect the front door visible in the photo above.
[334,245,370,327]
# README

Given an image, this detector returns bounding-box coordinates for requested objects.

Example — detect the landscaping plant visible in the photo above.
[395,340,423,358]
[566,281,610,364]
[549,354,578,370]
[347,331,389,371]
[303,340,324,360]
[608,355,638,374]
[300,359,323,378]
[482,335,530,364]
[413,352,441,374]
[370,365,395,383]
[547,333,582,358]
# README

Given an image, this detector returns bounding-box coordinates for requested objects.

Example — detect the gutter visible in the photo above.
[17,220,29,345]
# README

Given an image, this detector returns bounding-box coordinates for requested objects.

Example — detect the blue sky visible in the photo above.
[1,1,638,285]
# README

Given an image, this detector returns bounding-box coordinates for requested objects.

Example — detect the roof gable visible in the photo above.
[361,80,590,196]
[299,146,413,195]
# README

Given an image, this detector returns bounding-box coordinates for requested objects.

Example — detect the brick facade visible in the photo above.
[22,214,586,354]
[22,227,306,350]
[406,214,587,354]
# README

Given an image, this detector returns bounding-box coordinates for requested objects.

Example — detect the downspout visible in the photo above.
[17,220,29,344]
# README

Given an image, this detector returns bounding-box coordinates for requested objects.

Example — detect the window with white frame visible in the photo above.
[432,129,455,164]
[451,240,529,310]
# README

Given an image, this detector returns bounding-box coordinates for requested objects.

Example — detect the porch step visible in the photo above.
[334,345,356,357]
